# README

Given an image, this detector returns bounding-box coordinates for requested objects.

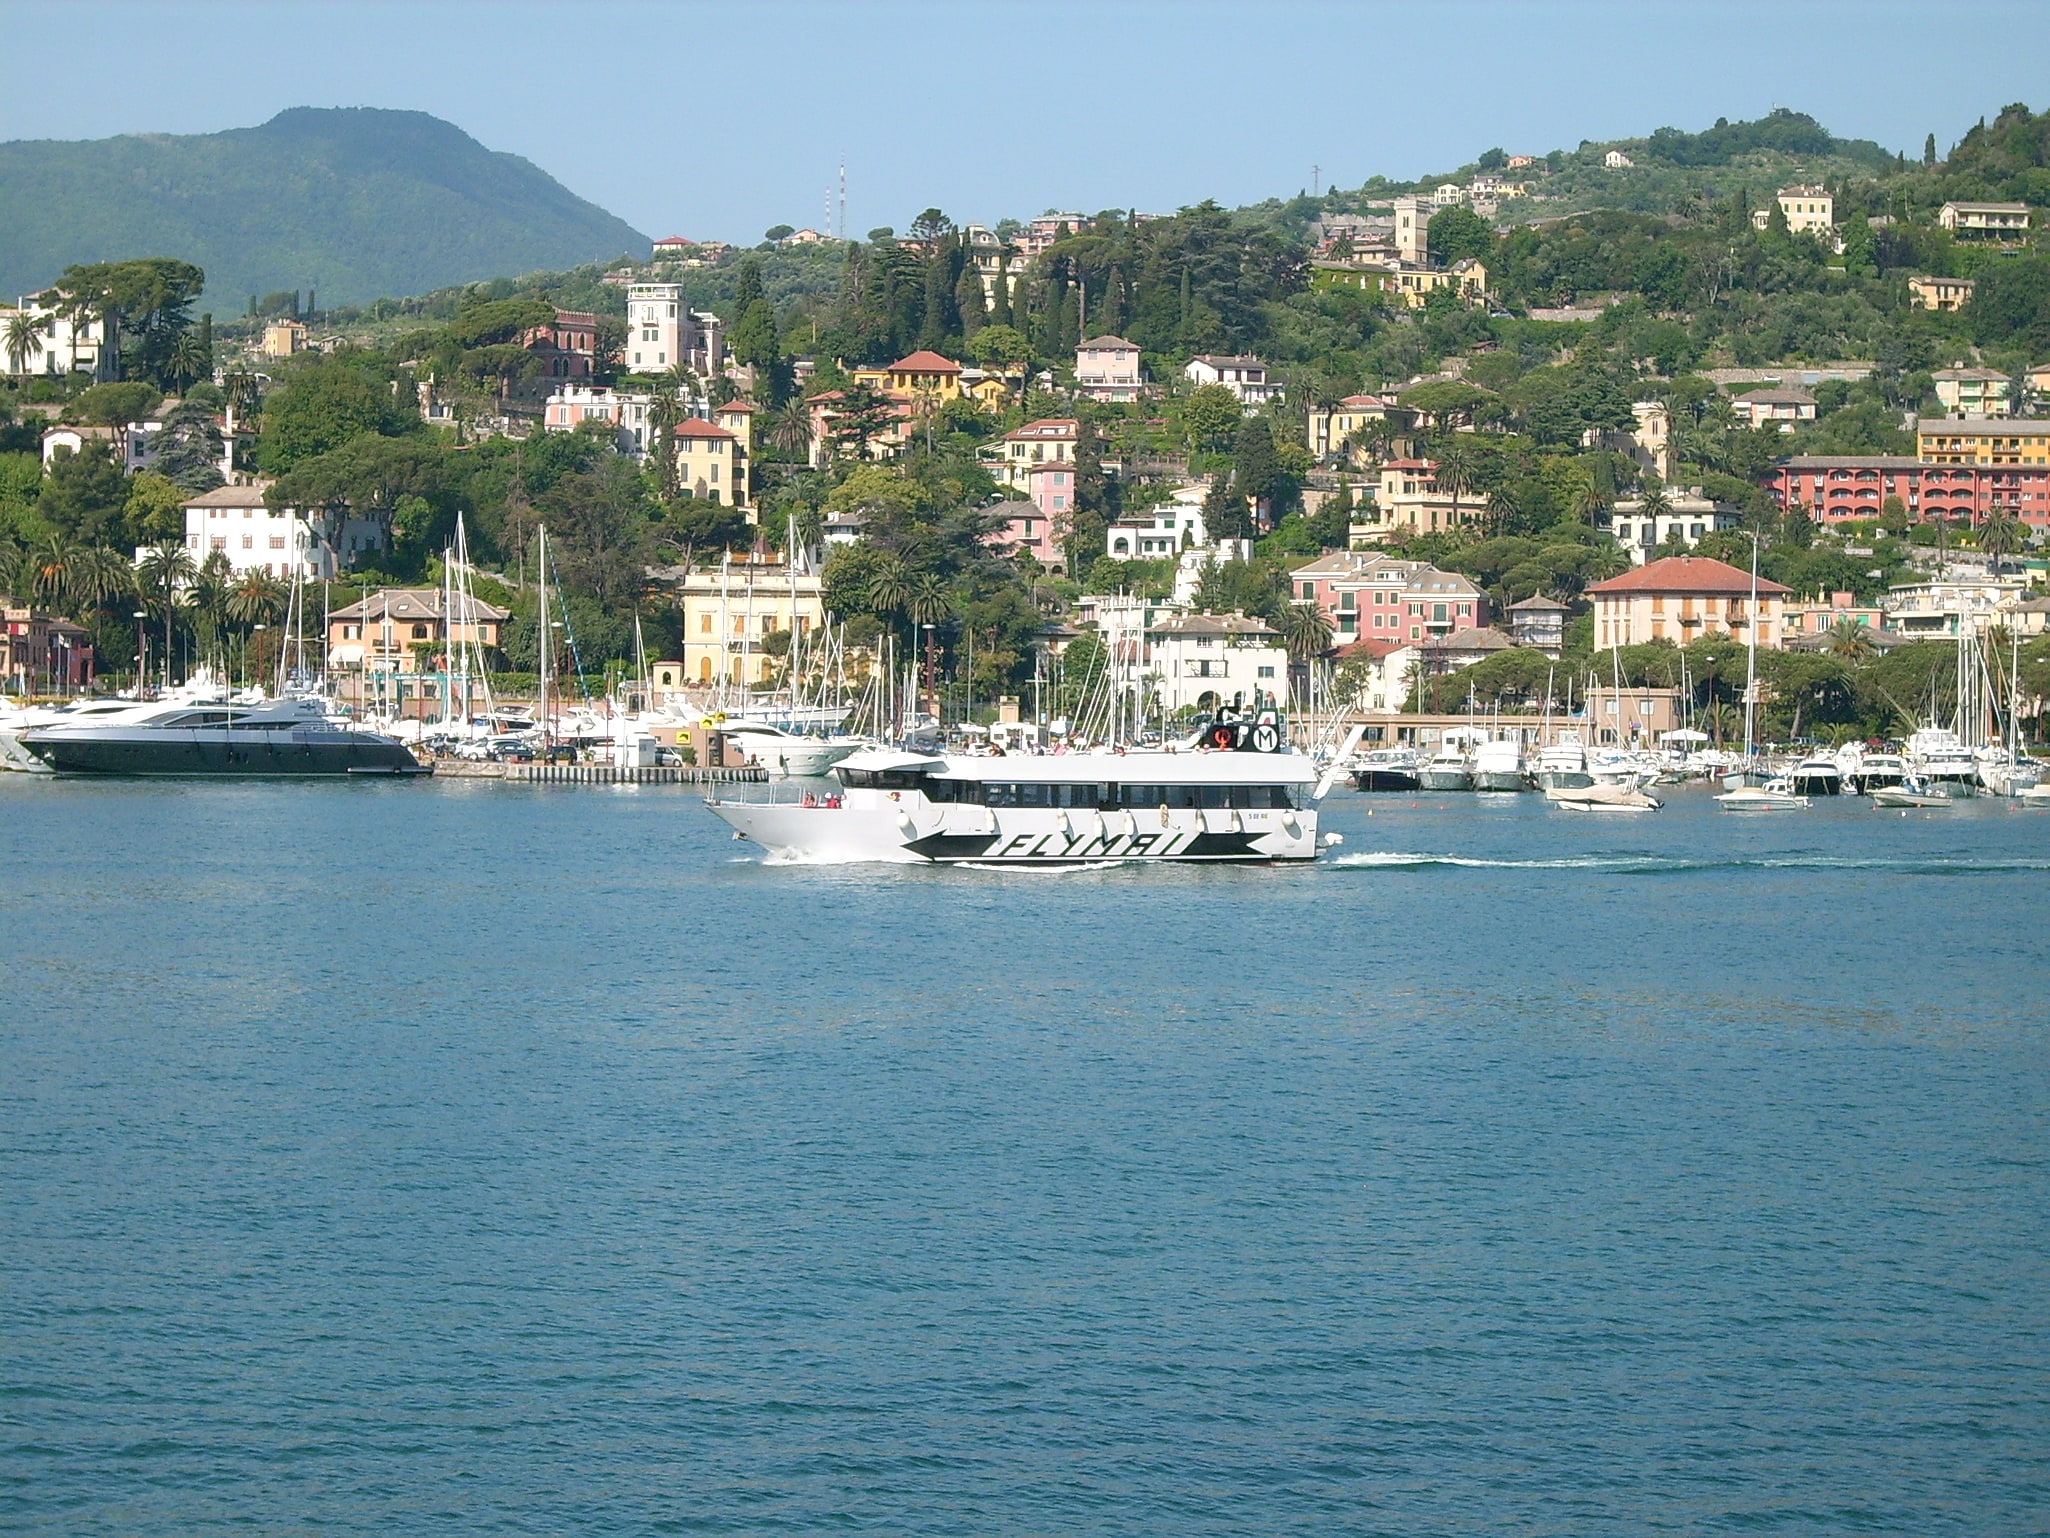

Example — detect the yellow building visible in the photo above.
[852,350,966,402]
[1917,417,2050,466]
[677,559,826,687]
[1752,185,1834,237]
[261,319,308,358]
[1311,258,1487,309]
[1587,556,1790,651]
[1307,393,1406,461]
[1908,275,1974,312]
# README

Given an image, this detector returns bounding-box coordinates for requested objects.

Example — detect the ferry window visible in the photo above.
[1117,785,1168,807]
[984,783,1018,807]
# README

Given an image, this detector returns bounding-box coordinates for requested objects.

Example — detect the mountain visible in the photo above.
[0,107,648,308]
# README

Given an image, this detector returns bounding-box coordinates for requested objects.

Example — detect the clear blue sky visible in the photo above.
[5,0,2048,243]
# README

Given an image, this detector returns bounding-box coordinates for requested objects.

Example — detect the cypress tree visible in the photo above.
[955,263,987,336]
[1231,415,1279,525]
[1924,132,1937,166]
[988,271,1012,328]
[1203,470,1253,543]
[733,257,765,313]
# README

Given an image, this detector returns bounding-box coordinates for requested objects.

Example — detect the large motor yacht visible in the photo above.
[21,694,426,776]
[1,696,167,772]
[720,723,866,779]
[1904,727,1979,798]
[707,714,1336,865]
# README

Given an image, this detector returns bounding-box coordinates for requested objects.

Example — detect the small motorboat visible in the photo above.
[1870,784,1953,809]
[2016,783,2050,807]
[1348,746,1421,792]
[1716,777,1809,810]
[1549,782,1661,812]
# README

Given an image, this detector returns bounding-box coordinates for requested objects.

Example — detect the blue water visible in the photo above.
[4,778,2048,1535]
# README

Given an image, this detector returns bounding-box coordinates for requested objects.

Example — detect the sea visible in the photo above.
[3,776,2047,1536]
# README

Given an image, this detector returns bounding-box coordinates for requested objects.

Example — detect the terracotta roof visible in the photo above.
[653,235,696,246]
[1735,387,1816,405]
[1004,418,1079,440]
[1335,637,1408,660]
[1587,555,1792,597]
[1425,626,1516,653]
[1078,335,1138,350]
[181,483,271,508]
[887,350,963,374]
[672,418,736,440]
[715,399,758,413]
[1932,367,2009,382]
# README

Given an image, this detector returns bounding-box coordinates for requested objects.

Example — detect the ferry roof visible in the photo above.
[929,749,1317,784]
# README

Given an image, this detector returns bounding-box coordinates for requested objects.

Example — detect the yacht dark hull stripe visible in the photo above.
[27,736,420,776]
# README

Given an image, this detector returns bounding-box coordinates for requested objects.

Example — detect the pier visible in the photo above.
[432,762,767,785]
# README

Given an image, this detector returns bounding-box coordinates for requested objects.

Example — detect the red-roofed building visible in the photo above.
[1587,555,1790,650]
[991,418,1080,491]
[670,417,748,505]
[522,308,600,378]
[854,351,966,400]
[652,236,696,256]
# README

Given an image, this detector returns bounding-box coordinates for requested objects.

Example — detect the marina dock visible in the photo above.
[434,762,767,785]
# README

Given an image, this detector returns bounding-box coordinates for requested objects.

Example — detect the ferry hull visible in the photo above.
[707,800,1319,864]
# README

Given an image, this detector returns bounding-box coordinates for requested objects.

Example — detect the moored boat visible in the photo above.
[1787,752,1843,796]
[21,694,425,776]
[1348,745,1421,792]
[1548,782,1661,812]
[1716,777,1809,810]
[1417,739,1474,792]
[1471,737,1530,792]
[1870,783,1953,809]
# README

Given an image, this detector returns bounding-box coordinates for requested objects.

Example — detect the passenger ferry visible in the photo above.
[706,716,1337,865]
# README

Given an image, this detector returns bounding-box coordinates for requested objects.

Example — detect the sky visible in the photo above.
[5,0,2049,244]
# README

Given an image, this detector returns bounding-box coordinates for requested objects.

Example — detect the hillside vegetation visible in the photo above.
[0,108,647,306]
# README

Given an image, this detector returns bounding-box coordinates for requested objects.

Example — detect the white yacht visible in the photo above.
[1840,749,1906,793]
[1417,736,1475,792]
[21,694,425,776]
[1787,752,1843,796]
[1904,727,1979,798]
[1471,737,1530,792]
[1533,736,1593,791]
[721,723,866,779]
[706,725,1335,865]
[1549,782,1662,812]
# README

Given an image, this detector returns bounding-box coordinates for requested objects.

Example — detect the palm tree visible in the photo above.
[19,533,83,613]
[1280,600,1335,660]
[185,551,234,673]
[137,540,196,685]
[1826,618,1876,661]
[865,555,912,640]
[73,545,139,617]
[904,570,954,717]
[1433,441,1476,530]
[1484,485,1520,538]
[769,400,814,463]
[1570,468,1610,526]
[1978,511,2023,575]
[227,568,287,630]
[166,330,210,393]
[5,310,50,376]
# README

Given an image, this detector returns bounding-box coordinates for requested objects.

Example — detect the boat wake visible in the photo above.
[1333,850,2050,876]
[954,860,1131,875]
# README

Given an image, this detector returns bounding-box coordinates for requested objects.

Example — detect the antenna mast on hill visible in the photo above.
[839,158,847,240]
[1313,165,1321,197]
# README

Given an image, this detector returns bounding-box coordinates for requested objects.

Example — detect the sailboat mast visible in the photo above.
[1742,537,1759,761]
[537,525,550,752]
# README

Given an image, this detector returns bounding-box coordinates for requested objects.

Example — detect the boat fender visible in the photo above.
[1249,722,1280,754]
[1158,802,1170,827]
[895,811,917,837]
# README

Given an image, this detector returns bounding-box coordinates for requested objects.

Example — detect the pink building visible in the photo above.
[986,498,1063,569]
[1770,456,2050,528]
[1027,460,1077,526]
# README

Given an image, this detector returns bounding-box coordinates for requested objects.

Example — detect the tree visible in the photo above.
[136,540,195,682]
[258,361,403,474]
[1279,600,1334,660]
[1182,382,1243,452]
[967,323,1030,370]
[5,310,49,375]
[1202,471,1253,542]
[1427,206,1494,265]
[1231,414,1280,521]
[1978,511,2024,573]
[39,443,130,546]
[764,225,795,243]
[124,471,187,544]
[1432,440,1476,529]
[827,380,899,460]
[151,401,226,493]
[768,400,814,462]
[50,258,205,385]
[68,381,162,427]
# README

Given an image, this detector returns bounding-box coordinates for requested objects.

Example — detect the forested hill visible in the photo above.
[0,108,647,307]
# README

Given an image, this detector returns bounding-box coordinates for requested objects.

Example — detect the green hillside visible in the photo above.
[0,107,647,307]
